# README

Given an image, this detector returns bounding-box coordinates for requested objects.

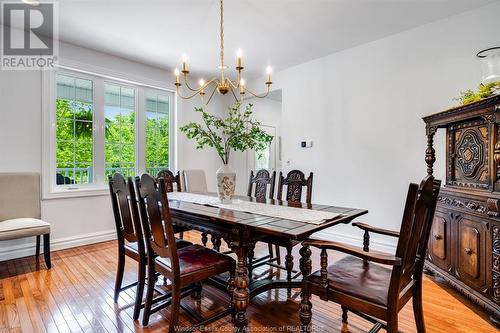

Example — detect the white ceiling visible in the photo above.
[29,0,500,78]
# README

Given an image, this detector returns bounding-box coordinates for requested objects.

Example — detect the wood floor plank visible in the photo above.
[0,235,498,333]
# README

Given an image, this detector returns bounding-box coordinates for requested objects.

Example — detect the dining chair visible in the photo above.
[182,169,219,250]
[182,169,208,193]
[0,173,51,268]
[157,169,191,239]
[299,175,441,333]
[246,169,281,277]
[109,173,192,320]
[270,170,314,297]
[135,173,236,329]
[157,169,182,192]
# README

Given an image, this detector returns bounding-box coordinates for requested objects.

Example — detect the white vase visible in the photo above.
[216,164,236,203]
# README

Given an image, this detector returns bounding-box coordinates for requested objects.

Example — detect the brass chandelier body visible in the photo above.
[174,0,272,105]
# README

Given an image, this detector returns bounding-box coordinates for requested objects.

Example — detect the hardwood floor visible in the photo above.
[0,231,497,333]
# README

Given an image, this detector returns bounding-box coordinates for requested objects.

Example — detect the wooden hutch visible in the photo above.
[423,94,500,324]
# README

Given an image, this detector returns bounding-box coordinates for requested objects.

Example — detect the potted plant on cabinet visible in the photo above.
[180,102,273,203]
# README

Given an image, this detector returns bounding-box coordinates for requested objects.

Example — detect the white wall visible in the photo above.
[0,42,223,260]
[232,95,283,195]
[246,1,500,250]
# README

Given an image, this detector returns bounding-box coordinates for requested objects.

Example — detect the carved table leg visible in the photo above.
[231,241,252,333]
[211,234,222,251]
[201,232,208,247]
[299,244,312,332]
[286,243,294,298]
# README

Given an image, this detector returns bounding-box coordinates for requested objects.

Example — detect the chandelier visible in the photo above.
[173,0,273,105]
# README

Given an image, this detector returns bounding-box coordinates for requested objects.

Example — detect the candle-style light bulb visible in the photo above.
[236,48,243,69]
[239,78,246,94]
[181,54,188,72]
[199,79,206,96]
[265,66,273,84]
[174,68,180,85]
[199,79,205,87]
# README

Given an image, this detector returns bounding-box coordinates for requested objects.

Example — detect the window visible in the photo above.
[44,67,175,198]
[146,92,170,175]
[105,84,136,178]
[55,74,94,185]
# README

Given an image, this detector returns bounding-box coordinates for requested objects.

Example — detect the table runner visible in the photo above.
[167,192,340,225]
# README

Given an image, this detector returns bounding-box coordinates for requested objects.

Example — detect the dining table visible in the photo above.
[167,192,368,332]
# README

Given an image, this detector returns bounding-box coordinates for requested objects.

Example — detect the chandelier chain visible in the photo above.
[220,0,224,70]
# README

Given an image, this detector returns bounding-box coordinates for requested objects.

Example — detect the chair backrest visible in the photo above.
[182,169,208,193]
[247,169,276,201]
[157,169,182,192]
[391,175,441,296]
[135,174,180,277]
[108,173,142,246]
[0,172,41,222]
[277,170,313,204]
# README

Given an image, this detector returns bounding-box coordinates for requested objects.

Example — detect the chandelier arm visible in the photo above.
[228,84,239,102]
[183,76,218,92]
[227,78,240,89]
[176,86,205,100]
[243,85,271,99]
[182,74,200,92]
[205,85,219,105]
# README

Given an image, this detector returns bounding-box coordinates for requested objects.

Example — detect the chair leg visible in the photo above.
[299,282,312,333]
[35,235,41,258]
[133,259,146,320]
[341,305,348,324]
[285,245,293,298]
[413,280,426,333]
[43,234,51,269]
[275,245,281,265]
[114,247,126,302]
[386,317,398,333]
[267,242,274,259]
[201,232,208,247]
[168,284,181,333]
[179,231,184,240]
[142,263,156,326]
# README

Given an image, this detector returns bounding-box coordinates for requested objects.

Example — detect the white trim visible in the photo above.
[0,229,117,262]
[315,230,397,254]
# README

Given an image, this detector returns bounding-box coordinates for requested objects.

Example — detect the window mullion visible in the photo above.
[137,87,146,174]
[93,78,105,186]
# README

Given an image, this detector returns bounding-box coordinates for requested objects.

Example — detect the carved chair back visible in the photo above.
[108,173,143,247]
[247,169,276,201]
[157,169,182,193]
[135,174,180,279]
[277,170,313,203]
[390,175,441,300]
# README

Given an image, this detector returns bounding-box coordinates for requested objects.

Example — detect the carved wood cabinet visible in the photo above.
[423,95,500,324]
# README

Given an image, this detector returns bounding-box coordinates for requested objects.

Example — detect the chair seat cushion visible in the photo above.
[0,218,50,241]
[156,244,235,276]
[309,255,391,306]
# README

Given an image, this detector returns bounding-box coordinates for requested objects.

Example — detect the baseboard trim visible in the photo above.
[315,230,397,253]
[0,229,117,262]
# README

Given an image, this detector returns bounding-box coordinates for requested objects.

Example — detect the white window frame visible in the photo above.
[42,61,176,199]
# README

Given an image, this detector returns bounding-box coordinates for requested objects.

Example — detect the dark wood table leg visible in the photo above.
[231,241,253,333]
[285,243,294,298]
[299,243,312,332]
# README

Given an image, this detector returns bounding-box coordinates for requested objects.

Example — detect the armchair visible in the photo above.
[299,176,441,333]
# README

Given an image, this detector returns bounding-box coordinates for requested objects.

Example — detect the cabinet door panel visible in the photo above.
[456,217,487,291]
[432,216,447,260]
[459,226,479,278]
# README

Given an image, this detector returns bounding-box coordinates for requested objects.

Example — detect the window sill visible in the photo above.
[43,187,109,200]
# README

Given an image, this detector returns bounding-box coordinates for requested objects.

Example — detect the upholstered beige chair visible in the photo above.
[182,169,208,193]
[0,173,51,268]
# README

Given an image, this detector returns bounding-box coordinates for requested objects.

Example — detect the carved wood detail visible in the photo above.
[438,196,487,214]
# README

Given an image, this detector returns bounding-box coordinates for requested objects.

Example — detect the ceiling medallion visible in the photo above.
[173,0,273,105]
